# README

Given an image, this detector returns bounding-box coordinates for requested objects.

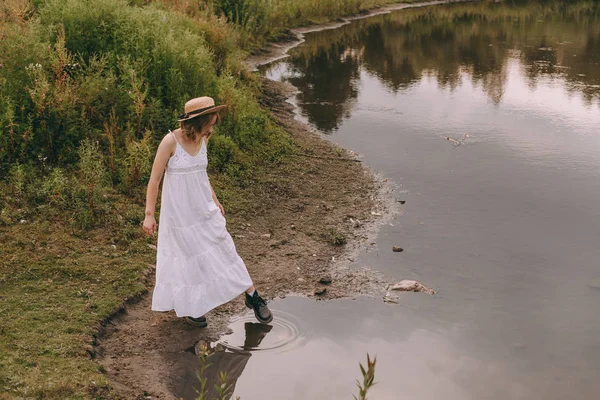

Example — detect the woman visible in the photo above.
[143,96,272,327]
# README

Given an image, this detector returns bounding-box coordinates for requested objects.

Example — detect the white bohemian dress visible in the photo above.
[151,132,253,318]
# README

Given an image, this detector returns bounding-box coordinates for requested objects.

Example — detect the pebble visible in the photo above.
[383,292,399,304]
[389,279,435,295]
[147,244,157,250]
[313,287,327,296]
[261,233,272,239]
[20,219,26,224]
[392,246,404,252]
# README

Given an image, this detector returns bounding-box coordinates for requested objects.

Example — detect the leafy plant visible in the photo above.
[323,227,348,246]
[354,353,377,400]
[77,138,107,226]
[195,343,239,400]
[212,0,272,34]
[7,163,28,199]
[39,167,71,206]
[119,129,154,195]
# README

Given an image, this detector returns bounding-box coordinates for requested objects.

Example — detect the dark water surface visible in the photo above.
[180,1,600,399]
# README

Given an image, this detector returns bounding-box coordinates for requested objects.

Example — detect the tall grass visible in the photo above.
[0,0,292,225]
[156,0,418,49]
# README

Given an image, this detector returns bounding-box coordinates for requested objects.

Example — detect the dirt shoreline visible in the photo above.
[97,77,401,399]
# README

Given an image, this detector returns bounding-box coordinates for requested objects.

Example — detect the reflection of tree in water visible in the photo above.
[280,0,600,129]
[284,42,361,133]
[360,18,509,99]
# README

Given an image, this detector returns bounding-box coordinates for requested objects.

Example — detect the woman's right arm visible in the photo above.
[143,134,176,236]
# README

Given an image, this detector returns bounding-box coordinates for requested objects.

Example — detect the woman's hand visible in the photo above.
[212,191,225,216]
[143,215,157,236]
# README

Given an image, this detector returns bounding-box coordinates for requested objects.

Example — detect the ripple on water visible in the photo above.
[216,309,312,354]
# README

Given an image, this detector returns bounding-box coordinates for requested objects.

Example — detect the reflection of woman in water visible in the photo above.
[174,323,273,399]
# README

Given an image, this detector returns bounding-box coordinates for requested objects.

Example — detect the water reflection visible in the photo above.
[269,0,600,133]
[252,2,600,399]
[173,323,273,400]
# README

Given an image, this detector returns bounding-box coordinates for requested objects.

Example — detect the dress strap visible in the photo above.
[169,130,179,145]
[169,130,183,157]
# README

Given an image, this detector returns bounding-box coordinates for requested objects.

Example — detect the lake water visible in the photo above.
[177,1,600,399]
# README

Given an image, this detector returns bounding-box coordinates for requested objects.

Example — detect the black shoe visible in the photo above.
[184,315,207,328]
[245,291,273,324]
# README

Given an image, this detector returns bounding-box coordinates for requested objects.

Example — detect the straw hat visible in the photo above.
[177,96,227,122]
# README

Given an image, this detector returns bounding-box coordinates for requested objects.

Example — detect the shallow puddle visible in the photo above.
[175,294,563,400]
[176,293,600,400]
[174,296,443,400]
[216,309,312,354]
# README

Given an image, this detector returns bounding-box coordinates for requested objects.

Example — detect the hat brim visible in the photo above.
[177,105,227,122]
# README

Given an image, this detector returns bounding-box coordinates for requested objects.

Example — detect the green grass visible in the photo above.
[0,217,154,398]
[158,0,419,50]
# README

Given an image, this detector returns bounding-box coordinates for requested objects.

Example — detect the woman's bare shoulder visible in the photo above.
[158,131,177,155]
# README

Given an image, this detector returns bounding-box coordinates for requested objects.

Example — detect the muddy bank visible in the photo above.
[247,0,472,72]
[97,78,400,399]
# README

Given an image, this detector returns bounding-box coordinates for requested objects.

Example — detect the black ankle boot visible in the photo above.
[245,291,273,324]
[184,315,207,328]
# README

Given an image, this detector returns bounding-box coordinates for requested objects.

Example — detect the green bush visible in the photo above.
[7,163,29,199]
[212,0,273,35]
[0,0,217,172]
[40,168,72,207]
[217,74,287,152]
[119,130,154,194]
[208,134,242,174]
[0,0,290,190]
[323,227,348,246]
[0,0,293,230]
[76,138,107,227]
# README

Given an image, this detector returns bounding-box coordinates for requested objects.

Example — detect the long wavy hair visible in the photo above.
[180,113,220,142]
